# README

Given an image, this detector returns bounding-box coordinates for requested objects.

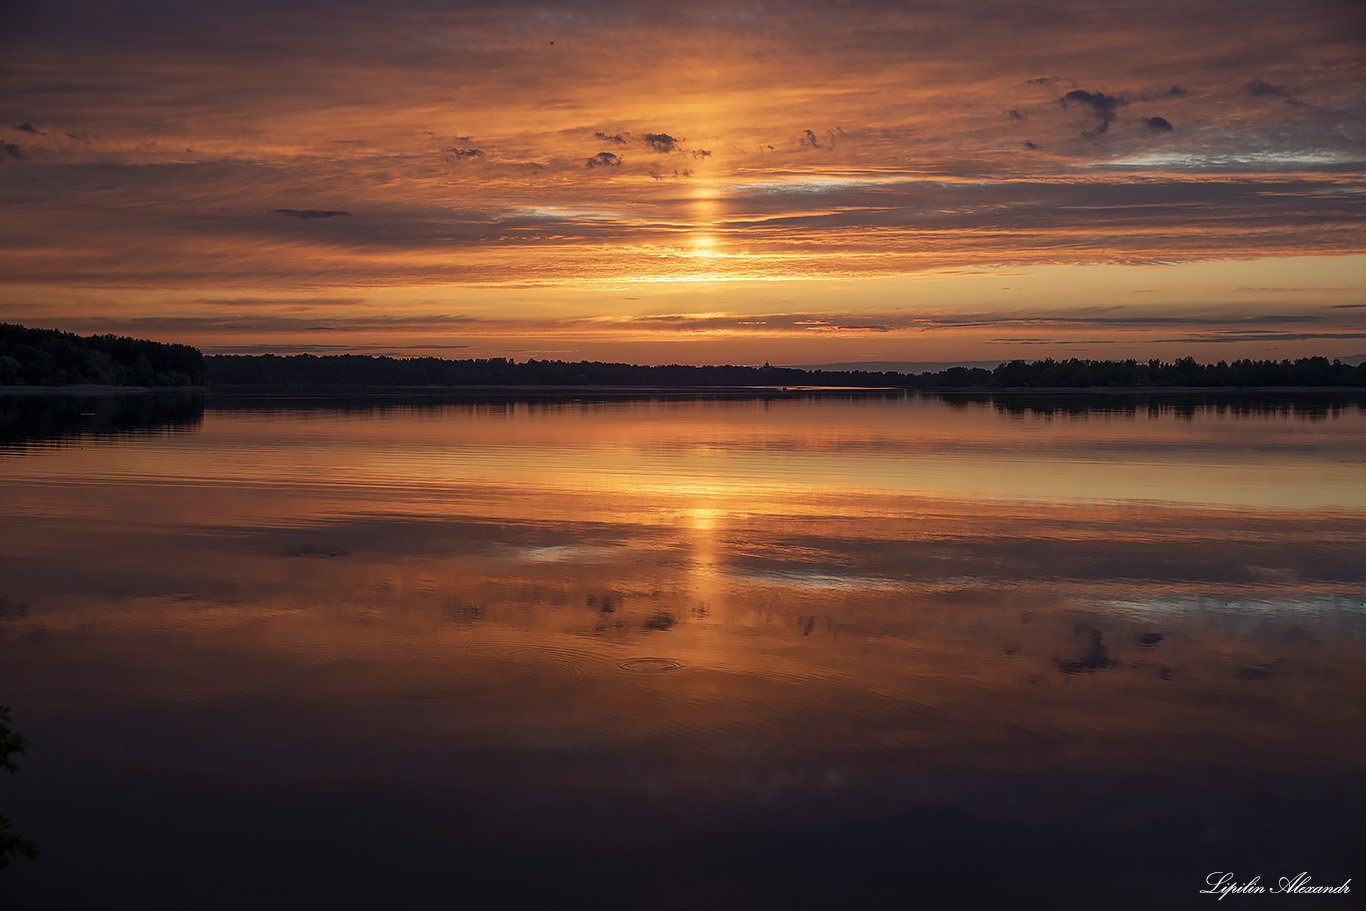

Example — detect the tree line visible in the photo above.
[0,323,208,387]
[985,356,1365,388]
[203,354,914,387]
[205,353,1366,388]
[2,323,1362,388]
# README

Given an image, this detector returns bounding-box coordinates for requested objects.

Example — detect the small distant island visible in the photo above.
[3,322,1364,389]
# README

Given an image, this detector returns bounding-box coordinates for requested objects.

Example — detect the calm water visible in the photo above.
[1,390,1363,908]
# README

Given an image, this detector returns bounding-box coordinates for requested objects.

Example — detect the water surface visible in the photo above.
[1,391,1362,907]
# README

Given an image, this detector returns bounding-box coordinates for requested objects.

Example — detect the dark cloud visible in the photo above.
[117,314,481,338]
[196,297,366,309]
[647,165,692,180]
[1007,109,1025,120]
[1166,85,1189,97]
[1022,140,1040,150]
[206,343,473,355]
[1143,116,1173,131]
[1060,89,1127,135]
[715,173,1363,263]
[450,147,483,159]
[797,127,845,149]
[585,151,621,168]
[1153,331,1366,343]
[594,131,627,144]
[1245,78,1307,105]
[1245,78,1285,96]
[273,208,352,219]
[15,123,39,134]
[551,309,1337,339]
[690,148,711,159]
[1,142,24,160]
[1233,286,1350,294]
[1027,76,1064,86]
[642,133,681,153]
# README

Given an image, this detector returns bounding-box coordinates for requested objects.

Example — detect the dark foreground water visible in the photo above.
[1,390,1362,908]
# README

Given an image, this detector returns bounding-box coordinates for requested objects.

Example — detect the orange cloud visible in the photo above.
[1,0,1363,361]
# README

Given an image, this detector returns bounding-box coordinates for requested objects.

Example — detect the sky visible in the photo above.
[1,0,1363,366]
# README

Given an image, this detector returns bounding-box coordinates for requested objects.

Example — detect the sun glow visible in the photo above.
[687,182,725,257]
[689,233,719,254]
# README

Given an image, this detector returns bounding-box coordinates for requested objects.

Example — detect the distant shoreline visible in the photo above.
[4,383,1364,396]
[0,384,210,395]
[934,385,1366,395]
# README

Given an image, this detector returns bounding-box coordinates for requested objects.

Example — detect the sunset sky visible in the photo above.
[1,0,1363,366]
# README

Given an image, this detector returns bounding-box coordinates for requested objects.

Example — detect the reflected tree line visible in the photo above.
[942,392,1366,420]
[1,378,1359,453]
[35,387,1362,450]
[0,393,205,447]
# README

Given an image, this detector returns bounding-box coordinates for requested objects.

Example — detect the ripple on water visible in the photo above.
[470,640,603,681]
[619,657,683,673]
[142,688,270,713]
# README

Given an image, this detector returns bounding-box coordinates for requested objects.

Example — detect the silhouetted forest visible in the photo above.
[3,322,1362,388]
[204,354,910,388]
[987,356,1365,388]
[205,353,1366,388]
[0,324,208,386]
